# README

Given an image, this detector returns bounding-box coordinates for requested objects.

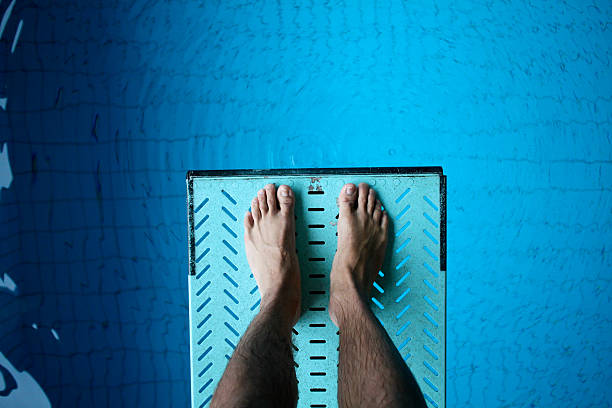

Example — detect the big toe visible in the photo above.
[338,183,357,214]
[276,185,294,214]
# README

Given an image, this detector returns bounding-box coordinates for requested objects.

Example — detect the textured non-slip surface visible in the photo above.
[187,171,446,408]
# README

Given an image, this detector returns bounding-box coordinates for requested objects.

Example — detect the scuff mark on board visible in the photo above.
[308,176,323,191]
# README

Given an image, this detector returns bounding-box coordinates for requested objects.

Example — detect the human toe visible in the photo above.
[367,188,376,215]
[265,184,278,213]
[244,210,254,229]
[277,185,294,214]
[257,188,268,213]
[373,199,382,223]
[357,183,369,211]
[338,183,357,213]
[251,197,261,221]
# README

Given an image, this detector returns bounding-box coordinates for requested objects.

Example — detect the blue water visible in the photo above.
[1,1,611,407]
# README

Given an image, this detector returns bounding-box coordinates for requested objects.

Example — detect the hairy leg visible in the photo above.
[211,183,300,408]
[330,183,427,408]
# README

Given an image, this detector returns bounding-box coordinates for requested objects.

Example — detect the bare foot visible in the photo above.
[244,183,301,329]
[329,182,389,327]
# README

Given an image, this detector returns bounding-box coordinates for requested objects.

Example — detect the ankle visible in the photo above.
[332,248,361,273]
[329,285,369,327]
[331,259,371,295]
[259,292,298,331]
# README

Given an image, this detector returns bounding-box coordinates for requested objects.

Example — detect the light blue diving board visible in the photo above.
[187,168,446,408]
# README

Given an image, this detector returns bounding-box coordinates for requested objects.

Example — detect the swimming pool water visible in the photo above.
[1,1,611,406]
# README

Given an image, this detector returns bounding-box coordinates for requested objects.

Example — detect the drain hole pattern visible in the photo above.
[305,188,329,406]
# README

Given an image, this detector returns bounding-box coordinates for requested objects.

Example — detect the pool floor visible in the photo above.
[0,1,611,407]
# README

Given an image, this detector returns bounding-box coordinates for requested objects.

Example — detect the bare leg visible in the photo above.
[211,184,300,408]
[330,183,427,408]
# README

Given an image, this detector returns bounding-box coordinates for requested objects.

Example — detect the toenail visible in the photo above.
[346,185,355,195]
[280,189,289,197]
